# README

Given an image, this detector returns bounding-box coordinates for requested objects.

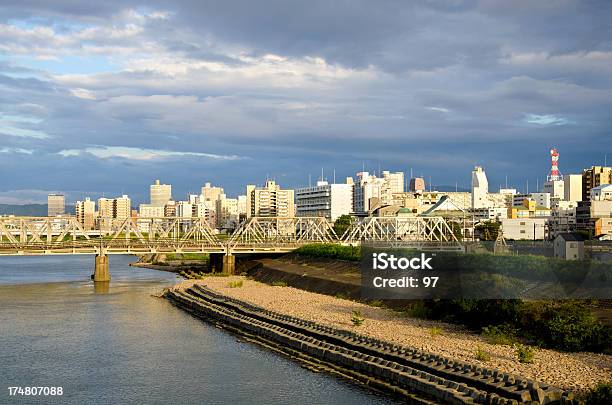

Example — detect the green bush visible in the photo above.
[369,300,384,307]
[351,310,364,326]
[271,281,287,287]
[481,324,516,345]
[587,382,612,404]
[294,243,361,261]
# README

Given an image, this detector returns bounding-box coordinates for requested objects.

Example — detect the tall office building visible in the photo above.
[471,166,488,209]
[296,180,353,221]
[75,197,95,229]
[353,172,385,214]
[150,179,172,206]
[246,180,295,218]
[47,194,65,216]
[564,174,583,202]
[582,166,612,202]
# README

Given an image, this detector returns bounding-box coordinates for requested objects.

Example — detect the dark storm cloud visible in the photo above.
[0,0,611,202]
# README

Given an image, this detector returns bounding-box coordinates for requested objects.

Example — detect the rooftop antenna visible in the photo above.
[526,179,529,194]
[410,168,413,179]
[308,174,311,187]
[455,181,458,192]
[333,169,336,184]
[321,167,324,182]
[362,161,365,173]
[505,174,508,189]
[429,176,432,191]
[547,148,562,181]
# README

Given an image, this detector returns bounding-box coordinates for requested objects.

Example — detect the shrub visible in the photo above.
[271,281,287,287]
[481,324,516,345]
[475,346,491,362]
[228,280,243,288]
[351,310,364,326]
[407,301,431,319]
[586,382,612,404]
[294,243,361,261]
[369,300,384,307]
[514,343,535,363]
[429,326,443,337]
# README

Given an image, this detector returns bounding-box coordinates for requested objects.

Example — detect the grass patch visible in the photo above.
[514,343,535,363]
[429,326,443,337]
[351,310,364,326]
[475,346,491,362]
[271,281,288,287]
[228,280,244,288]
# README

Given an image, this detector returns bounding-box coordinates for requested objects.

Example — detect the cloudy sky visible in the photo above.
[1,0,611,204]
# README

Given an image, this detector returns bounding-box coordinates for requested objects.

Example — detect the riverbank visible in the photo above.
[167,276,611,394]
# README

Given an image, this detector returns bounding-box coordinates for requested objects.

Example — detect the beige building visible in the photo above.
[75,197,95,229]
[97,195,131,219]
[201,183,224,202]
[564,174,582,202]
[139,204,165,217]
[216,194,239,228]
[554,233,585,260]
[500,218,547,240]
[47,194,65,217]
[246,180,295,218]
[150,179,172,206]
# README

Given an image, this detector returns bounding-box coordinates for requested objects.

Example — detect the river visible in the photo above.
[0,255,392,404]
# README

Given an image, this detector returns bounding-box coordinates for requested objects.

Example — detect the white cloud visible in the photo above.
[58,146,242,161]
[425,106,450,113]
[523,113,572,126]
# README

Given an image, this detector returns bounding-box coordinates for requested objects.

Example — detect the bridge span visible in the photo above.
[0,215,461,281]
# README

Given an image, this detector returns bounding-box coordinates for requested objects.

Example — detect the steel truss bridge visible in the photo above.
[0,216,462,255]
[0,216,461,277]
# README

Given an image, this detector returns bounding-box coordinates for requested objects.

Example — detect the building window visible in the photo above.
[520,230,525,234]
[520,222,526,225]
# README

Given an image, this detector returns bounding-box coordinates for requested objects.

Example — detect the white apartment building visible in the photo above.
[501,218,548,240]
[114,195,131,220]
[353,172,386,214]
[216,194,239,228]
[543,180,564,200]
[150,179,172,206]
[201,183,224,202]
[75,197,95,229]
[176,201,193,218]
[591,184,612,201]
[296,180,353,221]
[513,193,551,209]
[246,180,295,218]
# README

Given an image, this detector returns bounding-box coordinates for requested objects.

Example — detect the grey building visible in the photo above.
[553,233,585,260]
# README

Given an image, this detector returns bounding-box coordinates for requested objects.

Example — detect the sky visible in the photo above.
[0,0,611,204]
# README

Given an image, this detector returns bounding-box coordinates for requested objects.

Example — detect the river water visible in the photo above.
[0,255,392,404]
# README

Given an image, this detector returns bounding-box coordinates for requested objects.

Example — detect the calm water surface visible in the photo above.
[0,255,392,404]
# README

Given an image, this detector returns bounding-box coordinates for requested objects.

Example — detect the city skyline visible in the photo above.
[1,1,611,203]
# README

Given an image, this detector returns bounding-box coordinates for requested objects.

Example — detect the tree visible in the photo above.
[333,215,354,239]
[448,221,463,241]
[474,221,500,241]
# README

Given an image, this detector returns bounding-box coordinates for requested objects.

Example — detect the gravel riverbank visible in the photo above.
[172,277,611,392]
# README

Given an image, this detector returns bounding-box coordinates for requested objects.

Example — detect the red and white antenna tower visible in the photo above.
[547,148,562,181]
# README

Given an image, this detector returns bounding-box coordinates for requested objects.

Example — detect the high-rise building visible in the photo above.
[564,174,583,202]
[382,171,404,194]
[201,183,224,202]
[216,194,239,228]
[582,166,612,201]
[164,200,177,217]
[97,195,131,219]
[75,197,95,229]
[246,180,295,218]
[543,180,564,199]
[296,180,353,221]
[353,172,385,214]
[150,179,172,206]
[47,194,65,216]
[113,195,131,220]
[471,166,488,209]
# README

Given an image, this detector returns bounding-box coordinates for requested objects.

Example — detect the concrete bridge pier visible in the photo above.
[92,254,111,282]
[208,253,236,275]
